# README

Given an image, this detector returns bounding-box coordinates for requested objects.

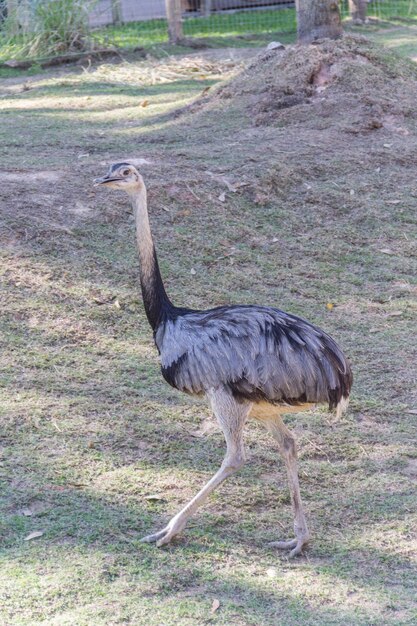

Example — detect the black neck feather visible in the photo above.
[140,246,174,330]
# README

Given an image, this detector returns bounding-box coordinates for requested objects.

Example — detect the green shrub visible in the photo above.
[1,0,96,58]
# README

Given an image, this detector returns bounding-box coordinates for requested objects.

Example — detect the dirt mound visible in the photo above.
[202,36,417,130]
[176,35,417,210]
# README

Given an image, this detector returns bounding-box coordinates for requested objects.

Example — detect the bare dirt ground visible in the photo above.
[1,34,416,626]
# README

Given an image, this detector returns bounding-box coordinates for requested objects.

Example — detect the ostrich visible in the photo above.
[94,162,352,557]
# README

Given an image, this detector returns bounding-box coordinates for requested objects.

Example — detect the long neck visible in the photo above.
[130,185,173,330]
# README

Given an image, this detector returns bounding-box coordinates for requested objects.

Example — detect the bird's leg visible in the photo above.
[140,389,250,547]
[260,414,310,558]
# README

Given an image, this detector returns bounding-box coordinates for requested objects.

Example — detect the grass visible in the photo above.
[0,35,417,626]
[93,3,417,51]
[95,8,296,51]
[360,21,417,59]
[2,1,417,63]
[1,18,416,80]
[0,10,297,65]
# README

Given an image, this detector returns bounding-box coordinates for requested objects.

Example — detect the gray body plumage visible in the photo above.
[157,304,352,409]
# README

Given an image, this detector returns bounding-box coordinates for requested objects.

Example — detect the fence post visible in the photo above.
[203,0,212,17]
[348,0,367,23]
[6,0,20,36]
[165,0,184,44]
[111,0,123,25]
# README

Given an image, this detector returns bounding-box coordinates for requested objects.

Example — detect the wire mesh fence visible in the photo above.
[1,0,416,63]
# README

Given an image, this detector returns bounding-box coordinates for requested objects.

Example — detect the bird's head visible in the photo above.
[94,162,143,193]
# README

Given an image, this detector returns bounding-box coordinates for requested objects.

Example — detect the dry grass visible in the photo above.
[0,36,417,626]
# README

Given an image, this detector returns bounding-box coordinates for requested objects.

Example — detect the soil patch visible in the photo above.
[202,36,417,128]
[176,35,417,226]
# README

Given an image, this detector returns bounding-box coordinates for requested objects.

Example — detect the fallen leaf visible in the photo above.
[383,143,392,148]
[144,494,165,501]
[93,295,115,305]
[406,409,417,415]
[223,181,237,192]
[77,153,89,159]
[24,531,43,541]
[113,298,121,309]
[387,311,403,317]
[211,598,220,613]
[140,100,149,107]
[234,181,250,189]
[22,508,33,517]
[176,209,190,218]
[380,248,395,255]
[326,303,334,311]
[190,268,196,275]
[218,192,226,202]
[266,567,277,577]
[386,200,401,205]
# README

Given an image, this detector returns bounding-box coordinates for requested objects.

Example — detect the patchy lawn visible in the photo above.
[0,36,416,626]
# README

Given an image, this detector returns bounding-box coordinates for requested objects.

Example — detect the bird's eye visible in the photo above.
[122,169,130,176]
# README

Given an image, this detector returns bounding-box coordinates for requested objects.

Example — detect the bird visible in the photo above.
[94,162,352,557]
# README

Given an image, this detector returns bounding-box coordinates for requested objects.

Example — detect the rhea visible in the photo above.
[94,163,352,557]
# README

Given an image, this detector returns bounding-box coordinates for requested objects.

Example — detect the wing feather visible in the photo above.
[156,305,352,408]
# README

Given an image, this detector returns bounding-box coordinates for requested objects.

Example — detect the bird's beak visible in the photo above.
[93,175,122,187]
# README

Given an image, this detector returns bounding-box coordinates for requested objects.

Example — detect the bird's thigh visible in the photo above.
[249,401,314,421]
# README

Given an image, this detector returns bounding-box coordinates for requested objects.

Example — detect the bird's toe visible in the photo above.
[140,528,168,544]
[268,538,298,550]
[268,533,309,558]
[156,531,175,547]
[140,521,185,547]
[288,543,304,559]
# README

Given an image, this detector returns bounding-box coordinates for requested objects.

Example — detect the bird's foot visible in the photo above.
[140,517,186,547]
[268,532,310,559]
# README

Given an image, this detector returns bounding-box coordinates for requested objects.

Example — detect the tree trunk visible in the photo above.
[296,0,343,44]
[165,0,184,44]
[349,0,367,23]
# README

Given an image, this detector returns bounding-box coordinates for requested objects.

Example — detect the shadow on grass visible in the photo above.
[2,78,220,102]
[1,456,416,626]
[2,283,416,624]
